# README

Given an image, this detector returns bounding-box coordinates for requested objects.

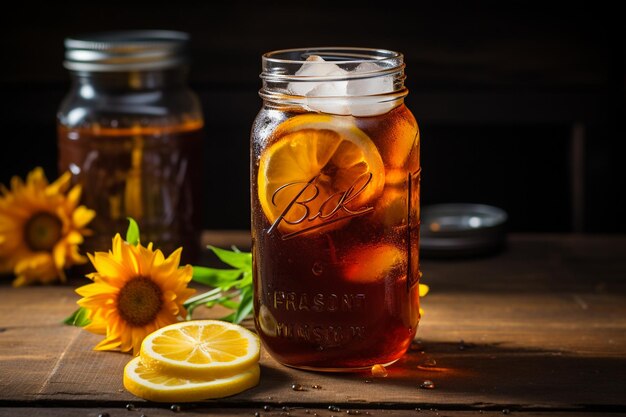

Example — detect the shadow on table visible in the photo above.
[250,339,626,411]
[372,340,625,409]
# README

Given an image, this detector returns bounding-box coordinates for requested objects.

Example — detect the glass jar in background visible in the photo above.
[58,31,204,263]
[251,48,421,371]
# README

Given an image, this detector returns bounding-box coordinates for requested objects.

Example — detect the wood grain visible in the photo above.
[2,408,625,417]
[0,234,625,413]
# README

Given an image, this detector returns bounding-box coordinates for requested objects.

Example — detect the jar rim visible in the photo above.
[262,47,403,65]
[260,47,405,85]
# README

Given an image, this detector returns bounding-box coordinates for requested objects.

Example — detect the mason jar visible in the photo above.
[57,30,204,262]
[251,48,421,370]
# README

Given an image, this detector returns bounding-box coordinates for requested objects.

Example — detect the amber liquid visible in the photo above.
[251,104,421,370]
[58,121,204,263]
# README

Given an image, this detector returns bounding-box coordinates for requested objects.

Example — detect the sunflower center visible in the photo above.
[117,277,163,327]
[24,212,63,252]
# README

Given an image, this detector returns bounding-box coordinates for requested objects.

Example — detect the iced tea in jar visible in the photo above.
[251,48,421,370]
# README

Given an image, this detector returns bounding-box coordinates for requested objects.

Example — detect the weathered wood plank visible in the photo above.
[1,234,625,410]
[2,291,625,408]
[1,408,626,417]
[0,286,83,401]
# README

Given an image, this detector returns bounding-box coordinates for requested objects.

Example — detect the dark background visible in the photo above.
[1,1,624,233]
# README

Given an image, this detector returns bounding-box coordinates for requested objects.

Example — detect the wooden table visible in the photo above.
[1,233,625,417]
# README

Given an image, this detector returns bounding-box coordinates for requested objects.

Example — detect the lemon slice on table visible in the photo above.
[258,114,385,236]
[124,357,260,403]
[139,320,260,379]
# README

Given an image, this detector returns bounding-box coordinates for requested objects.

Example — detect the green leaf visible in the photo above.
[234,271,252,289]
[187,246,254,324]
[184,287,239,320]
[192,266,243,288]
[208,245,252,269]
[219,299,240,310]
[220,312,237,322]
[63,307,91,327]
[232,286,254,324]
[125,217,140,245]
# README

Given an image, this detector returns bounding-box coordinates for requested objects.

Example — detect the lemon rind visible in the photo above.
[123,357,260,402]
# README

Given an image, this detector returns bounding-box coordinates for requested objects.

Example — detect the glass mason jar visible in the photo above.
[57,31,204,263]
[251,48,421,371]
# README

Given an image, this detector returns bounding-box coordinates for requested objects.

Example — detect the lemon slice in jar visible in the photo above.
[342,243,406,283]
[257,114,385,237]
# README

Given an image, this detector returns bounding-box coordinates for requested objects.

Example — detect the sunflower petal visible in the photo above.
[48,170,71,195]
[65,185,82,210]
[76,282,117,297]
[73,206,96,228]
[83,320,107,335]
[92,251,131,280]
[94,337,122,351]
[53,244,67,271]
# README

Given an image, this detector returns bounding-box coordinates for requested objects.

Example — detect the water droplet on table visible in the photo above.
[370,364,388,377]
[419,380,435,389]
[291,383,306,391]
[423,358,437,367]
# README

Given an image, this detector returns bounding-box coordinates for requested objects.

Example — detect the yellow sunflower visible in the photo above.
[76,234,196,355]
[0,167,95,287]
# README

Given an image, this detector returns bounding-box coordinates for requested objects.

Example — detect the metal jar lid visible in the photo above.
[420,203,508,258]
[63,30,190,72]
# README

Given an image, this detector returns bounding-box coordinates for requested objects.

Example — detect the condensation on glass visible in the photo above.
[57,31,204,262]
[251,48,421,371]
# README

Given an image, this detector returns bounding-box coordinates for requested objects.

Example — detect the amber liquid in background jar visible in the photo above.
[57,120,203,261]
[58,31,204,263]
[251,48,421,370]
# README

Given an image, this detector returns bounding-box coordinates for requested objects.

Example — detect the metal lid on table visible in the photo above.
[64,30,190,72]
[420,203,508,258]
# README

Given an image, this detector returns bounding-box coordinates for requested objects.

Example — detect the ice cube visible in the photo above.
[347,62,394,95]
[305,82,351,115]
[288,55,350,115]
[347,62,396,117]
[288,55,348,97]
[288,56,397,116]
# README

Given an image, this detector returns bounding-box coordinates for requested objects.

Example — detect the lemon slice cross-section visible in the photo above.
[139,320,260,379]
[124,357,260,402]
[258,114,385,237]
